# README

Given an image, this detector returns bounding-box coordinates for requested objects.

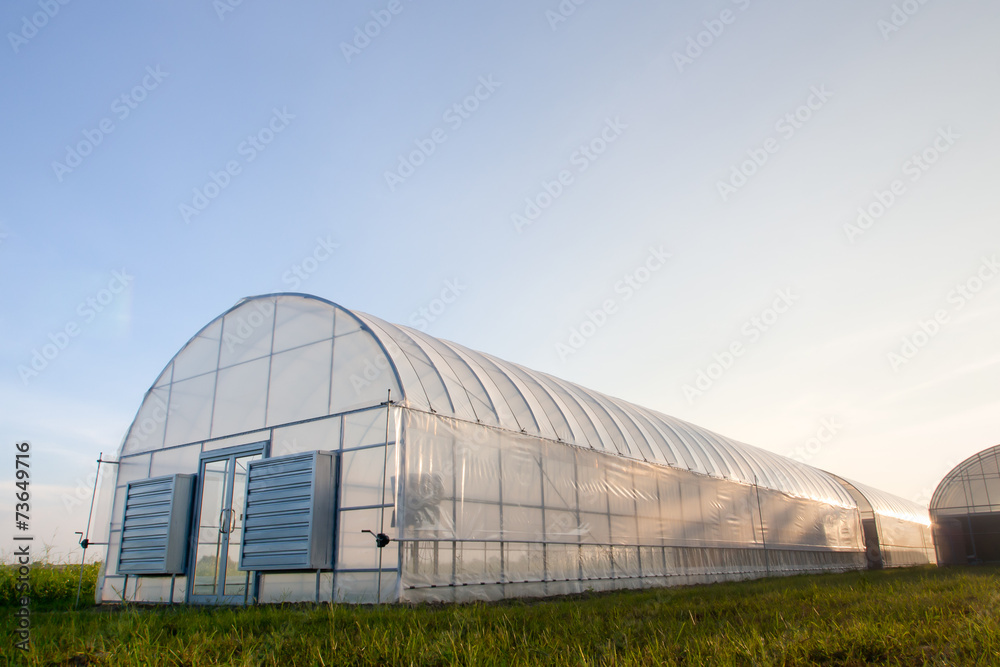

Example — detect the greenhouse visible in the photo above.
[930,444,1000,565]
[93,293,935,605]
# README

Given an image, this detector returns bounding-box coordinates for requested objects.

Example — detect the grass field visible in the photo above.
[2,563,999,666]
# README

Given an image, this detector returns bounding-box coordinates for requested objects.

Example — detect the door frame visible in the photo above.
[186,441,268,605]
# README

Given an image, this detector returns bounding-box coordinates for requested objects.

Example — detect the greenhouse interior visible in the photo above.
[930,445,1000,566]
[91,293,937,605]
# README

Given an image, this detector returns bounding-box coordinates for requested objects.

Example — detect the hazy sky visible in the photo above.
[2,0,998,559]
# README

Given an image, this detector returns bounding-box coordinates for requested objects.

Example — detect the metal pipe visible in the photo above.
[377,390,393,603]
[75,453,105,609]
[754,474,770,576]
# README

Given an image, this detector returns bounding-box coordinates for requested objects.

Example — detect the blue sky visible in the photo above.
[1,0,998,558]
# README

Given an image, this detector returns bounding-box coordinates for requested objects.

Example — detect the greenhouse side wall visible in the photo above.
[397,410,865,603]
[875,515,936,568]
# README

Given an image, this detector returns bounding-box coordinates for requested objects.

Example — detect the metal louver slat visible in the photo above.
[117,474,195,575]
[239,451,337,571]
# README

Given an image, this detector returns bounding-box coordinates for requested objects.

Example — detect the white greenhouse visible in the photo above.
[92,294,935,605]
[930,444,1000,566]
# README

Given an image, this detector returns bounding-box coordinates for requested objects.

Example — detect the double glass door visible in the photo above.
[189,445,263,604]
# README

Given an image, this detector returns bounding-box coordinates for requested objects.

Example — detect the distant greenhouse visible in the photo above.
[930,444,1000,566]
[92,294,935,605]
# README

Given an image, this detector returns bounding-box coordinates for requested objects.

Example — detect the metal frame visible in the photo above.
[186,441,268,605]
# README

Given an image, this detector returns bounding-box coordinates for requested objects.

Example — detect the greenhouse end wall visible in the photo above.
[97,407,401,605]
[397,410,865,603]
[930,444,1000,565]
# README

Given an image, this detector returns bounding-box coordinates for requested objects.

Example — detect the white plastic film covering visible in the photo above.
[834,475,936,567]
[355,310,855,508]
[931,445,1000,516]
[266,341,332,426]
[211,357,269,437]
[119,296,401,456]
[108,294,934,605]
[929,445,1000,566]
[398,410,864,603]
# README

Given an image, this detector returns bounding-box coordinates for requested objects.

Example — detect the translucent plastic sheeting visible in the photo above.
[931,444,1000,516]
[839,476,932,526]
[120,294,851,509]
[930,444,1000,566]
[119,296,401,456]
[397,410,864,603]
[355,309,855,508]
[831,475,936,567]
[102,294,932,605]
[252,572,396,605]
[96,404,402,605]
[876,514,936,567]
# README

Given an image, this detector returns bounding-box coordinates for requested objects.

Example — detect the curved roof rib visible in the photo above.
[119,293,909,513]
[354,310,856,507]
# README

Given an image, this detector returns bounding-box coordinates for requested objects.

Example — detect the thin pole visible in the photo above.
[75,453,104,609]
[377,389,392,603]
[962,472,978,562]
[754,474,770,577]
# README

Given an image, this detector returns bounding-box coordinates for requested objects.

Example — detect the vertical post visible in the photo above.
[754,475,770,577]
[377,390,392,603]
[963,472,978,562]
[538,446,547,593]
[75,453,103,609]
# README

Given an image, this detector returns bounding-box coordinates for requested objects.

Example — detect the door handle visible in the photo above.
[218,508,231,534]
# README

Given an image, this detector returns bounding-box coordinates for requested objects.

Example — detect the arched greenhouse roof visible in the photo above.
[930,444,1000,515]
[833,475,931,526]
[120,293,862,508]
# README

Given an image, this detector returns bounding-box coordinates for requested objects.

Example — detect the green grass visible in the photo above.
[2,564,999,665]
[0,561,100,610]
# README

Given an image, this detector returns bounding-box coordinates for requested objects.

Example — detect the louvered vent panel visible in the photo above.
[240,451,336,571]
[117,474,195,575]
